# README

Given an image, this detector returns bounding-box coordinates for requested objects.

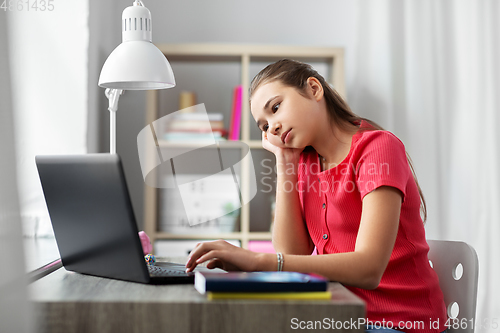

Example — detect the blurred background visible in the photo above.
[1,0,499,332]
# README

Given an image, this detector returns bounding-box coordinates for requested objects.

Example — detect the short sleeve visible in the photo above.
[355,131,410,202]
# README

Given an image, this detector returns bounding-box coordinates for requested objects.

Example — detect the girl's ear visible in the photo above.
[306,77,324,101]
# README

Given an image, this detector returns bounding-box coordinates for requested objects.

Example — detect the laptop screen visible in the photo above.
[36,154,150,283]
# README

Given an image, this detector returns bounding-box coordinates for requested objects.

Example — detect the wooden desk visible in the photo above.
[30,263,365,333]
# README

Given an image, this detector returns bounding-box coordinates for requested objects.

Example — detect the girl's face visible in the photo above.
[250,79,324,149]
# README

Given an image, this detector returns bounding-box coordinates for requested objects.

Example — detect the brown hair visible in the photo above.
[250,59,427,223]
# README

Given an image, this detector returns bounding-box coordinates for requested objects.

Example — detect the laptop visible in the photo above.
[36,153,212,284]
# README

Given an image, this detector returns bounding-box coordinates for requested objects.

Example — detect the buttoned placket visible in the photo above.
[319,177,330,244]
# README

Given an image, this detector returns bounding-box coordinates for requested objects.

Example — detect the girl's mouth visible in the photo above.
[281,129,291,144]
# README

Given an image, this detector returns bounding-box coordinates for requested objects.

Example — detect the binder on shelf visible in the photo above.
[195,271,328,294]
[248,240,275,254]
[228,85,242,141]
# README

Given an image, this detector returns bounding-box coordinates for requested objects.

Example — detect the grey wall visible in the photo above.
[88,0,359,229]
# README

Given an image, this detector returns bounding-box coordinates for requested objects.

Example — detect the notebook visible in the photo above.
[194,271,328,294]
[35,154,215,284]
[205,291,332,301]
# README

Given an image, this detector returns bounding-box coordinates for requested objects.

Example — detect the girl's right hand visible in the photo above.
[261,131,303,164]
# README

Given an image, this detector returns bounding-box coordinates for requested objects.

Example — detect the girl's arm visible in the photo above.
[261,131,314,255]
[186,185,401,290]
[260,185,401,289]
[271,153,314,255]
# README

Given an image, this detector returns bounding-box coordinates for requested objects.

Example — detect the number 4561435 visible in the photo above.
[1,0,55,12]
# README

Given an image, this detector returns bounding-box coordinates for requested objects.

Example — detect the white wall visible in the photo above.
[0,11,33,333]
[7,1,89,235]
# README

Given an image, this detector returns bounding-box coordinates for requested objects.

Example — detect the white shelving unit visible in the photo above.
[143,44,345,251]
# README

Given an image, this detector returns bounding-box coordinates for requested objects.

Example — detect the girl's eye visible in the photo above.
[272,103,280,113]
[263,124,269,132]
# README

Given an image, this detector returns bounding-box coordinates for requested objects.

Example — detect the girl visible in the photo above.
[185,59,447,333]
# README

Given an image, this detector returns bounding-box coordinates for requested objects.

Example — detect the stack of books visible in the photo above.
[163,112,227,142]
[194,271,331,300]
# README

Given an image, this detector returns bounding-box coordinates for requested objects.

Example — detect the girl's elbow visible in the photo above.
[358,268,384,290]
[361,275,381,290]
[354,254,388,289]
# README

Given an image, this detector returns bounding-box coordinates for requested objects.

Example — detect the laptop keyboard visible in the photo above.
[147,265,190,277]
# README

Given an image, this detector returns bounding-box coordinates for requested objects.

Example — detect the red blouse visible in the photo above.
[297,121,447,333]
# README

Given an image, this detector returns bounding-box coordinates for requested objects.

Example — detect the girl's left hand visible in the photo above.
[185,240,263,273]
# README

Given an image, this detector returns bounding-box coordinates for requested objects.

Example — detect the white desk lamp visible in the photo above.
[98,0,175,154]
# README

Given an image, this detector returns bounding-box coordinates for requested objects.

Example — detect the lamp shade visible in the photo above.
[98,2,175,90]
[99,41,175,90]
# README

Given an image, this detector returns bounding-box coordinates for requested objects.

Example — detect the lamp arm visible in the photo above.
[104,88,124,154]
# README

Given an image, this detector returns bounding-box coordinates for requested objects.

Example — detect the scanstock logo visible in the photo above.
[137,104,257,227]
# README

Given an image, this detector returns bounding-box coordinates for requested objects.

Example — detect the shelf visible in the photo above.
[157,140,245,148]
[156,43,344,59]
[157,139,263,149]
[154,232,248,241]
[155,43,346,100]
[143,43,345,251]
[247,140,264,149]
[247,232,273,240]
[153,232,272,241]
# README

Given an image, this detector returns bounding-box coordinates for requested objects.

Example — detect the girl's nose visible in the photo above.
[269,122,281,135]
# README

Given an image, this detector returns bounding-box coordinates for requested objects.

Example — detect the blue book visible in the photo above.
[194,271,328,294]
